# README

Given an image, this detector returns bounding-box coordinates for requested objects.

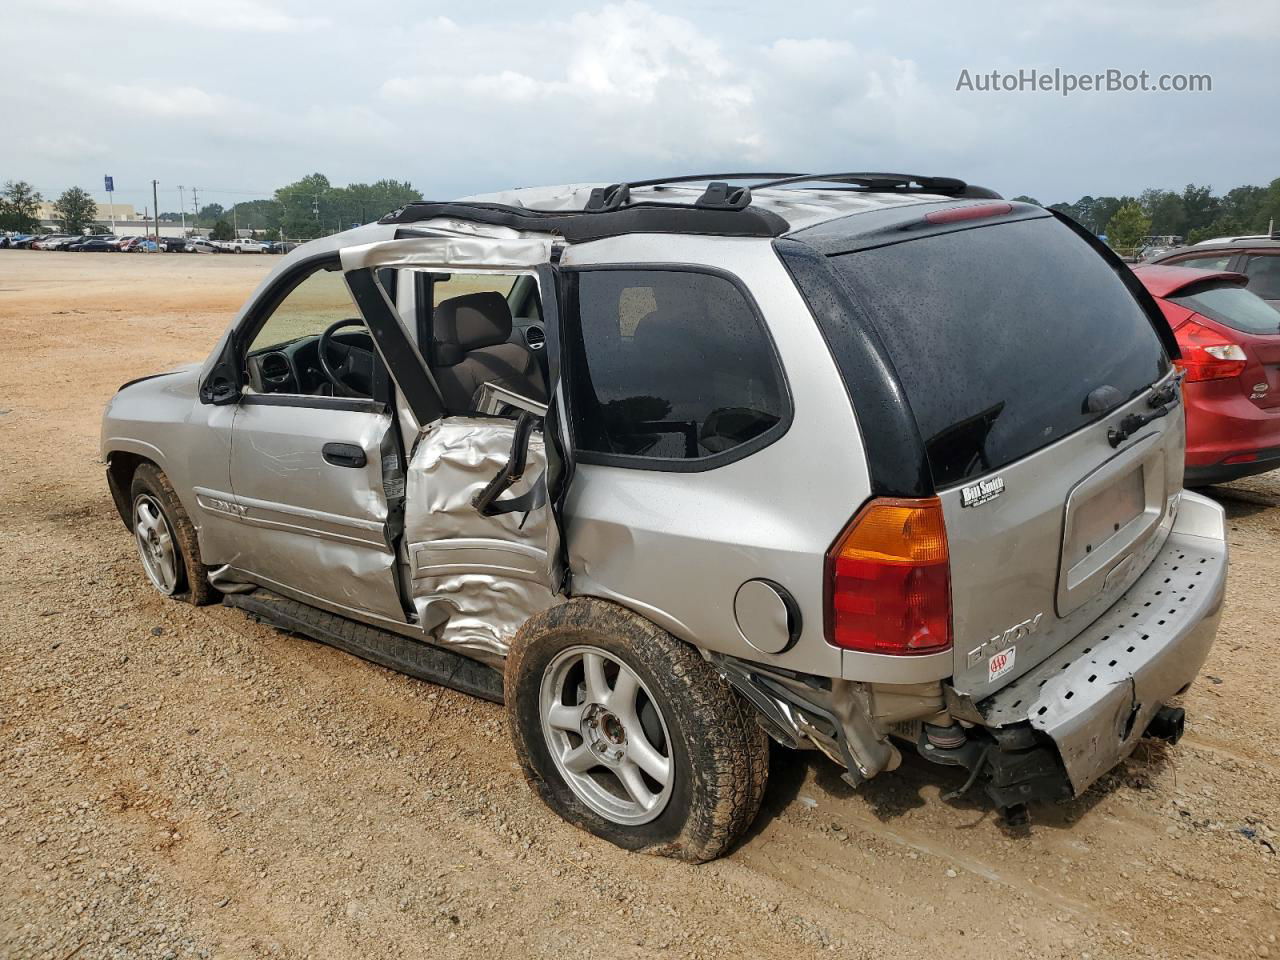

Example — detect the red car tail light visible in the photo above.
[1174,318,1248,382]
[825,497,952,655]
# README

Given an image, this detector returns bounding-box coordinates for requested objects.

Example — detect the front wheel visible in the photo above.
[506,599,769,861]
[129,463,217,605]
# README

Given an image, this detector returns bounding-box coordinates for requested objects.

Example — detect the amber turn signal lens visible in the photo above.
[825,497,952,655]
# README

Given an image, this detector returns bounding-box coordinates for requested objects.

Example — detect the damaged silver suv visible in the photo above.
[102,173,1228,861]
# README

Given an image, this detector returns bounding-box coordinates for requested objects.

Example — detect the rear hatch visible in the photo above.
[823,213,1182,698]
[1166,279,1280,410]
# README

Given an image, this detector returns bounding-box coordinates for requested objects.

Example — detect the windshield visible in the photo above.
[828,217,1171,487]
[1171,283,1280,335]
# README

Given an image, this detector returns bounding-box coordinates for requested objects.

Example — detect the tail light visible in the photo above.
[825,497,952,655]
[1174,319,1248,382]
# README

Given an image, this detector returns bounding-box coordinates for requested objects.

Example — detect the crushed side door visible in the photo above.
[340,235,569,667]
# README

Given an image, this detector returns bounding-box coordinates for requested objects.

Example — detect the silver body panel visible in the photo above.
[560,234,870,680]
[980,490,1227,794]
[403,416,558,668]
[225,402,402,622]
[941,373,1186,700]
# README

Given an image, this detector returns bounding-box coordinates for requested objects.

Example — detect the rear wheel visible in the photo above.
[506,598,768,861]
[129,463,216,605]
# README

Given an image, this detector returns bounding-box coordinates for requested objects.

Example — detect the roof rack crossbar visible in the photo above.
[749,172,970,193]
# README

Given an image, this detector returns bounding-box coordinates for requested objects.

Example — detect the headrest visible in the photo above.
[434,292,513,365]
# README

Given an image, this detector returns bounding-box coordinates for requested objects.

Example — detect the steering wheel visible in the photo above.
[317,318,375,397]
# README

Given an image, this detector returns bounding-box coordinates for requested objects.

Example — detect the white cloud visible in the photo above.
[38,0,328,31]
[94,83,246,119]
[30,132,108,161]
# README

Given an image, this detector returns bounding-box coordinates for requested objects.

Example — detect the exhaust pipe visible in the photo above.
[1145,705,1185,744]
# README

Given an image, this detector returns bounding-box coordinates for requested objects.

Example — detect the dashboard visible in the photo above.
[245,330,374,397]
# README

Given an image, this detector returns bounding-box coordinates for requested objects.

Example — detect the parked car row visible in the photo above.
[1,233,300,253]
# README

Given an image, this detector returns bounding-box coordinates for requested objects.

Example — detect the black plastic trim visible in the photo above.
[788,200,1047,256]
[382,201,789,242]
[559,262,795,474]
[773,238,932,498]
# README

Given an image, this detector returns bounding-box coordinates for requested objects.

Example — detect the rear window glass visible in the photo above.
[828,217,1170,487]
[1172,283,1280,334]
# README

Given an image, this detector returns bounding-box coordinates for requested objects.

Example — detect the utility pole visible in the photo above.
[151,179,160,250]
[313,193,321,231]
[178,185,186,234]
[191,187,199,234]
[232,203,238,238]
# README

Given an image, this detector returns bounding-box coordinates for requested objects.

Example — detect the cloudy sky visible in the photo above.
[3,0,1276,213]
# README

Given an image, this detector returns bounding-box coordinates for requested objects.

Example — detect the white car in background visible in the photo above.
[223,237,267,253]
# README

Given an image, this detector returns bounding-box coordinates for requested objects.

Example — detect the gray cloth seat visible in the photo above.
[431,292,548,412]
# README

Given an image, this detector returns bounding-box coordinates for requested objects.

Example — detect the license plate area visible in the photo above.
[1057,434,1166,616]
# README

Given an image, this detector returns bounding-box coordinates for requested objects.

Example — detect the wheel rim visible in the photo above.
[539,645,674,826]
[133,494,179,595]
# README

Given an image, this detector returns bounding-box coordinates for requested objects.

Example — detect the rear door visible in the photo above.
[338,236,568,665]
[824,213,1182,699]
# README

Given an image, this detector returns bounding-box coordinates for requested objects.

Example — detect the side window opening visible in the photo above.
[242,264,377,399]
[566,268,788,467]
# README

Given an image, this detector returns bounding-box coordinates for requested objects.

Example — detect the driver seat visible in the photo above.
[431,292,547,412]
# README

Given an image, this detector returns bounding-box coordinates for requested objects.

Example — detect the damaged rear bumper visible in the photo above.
[977,490,1227,797]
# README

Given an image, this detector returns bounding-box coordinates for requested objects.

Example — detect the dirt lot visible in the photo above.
[1,249,1277,959]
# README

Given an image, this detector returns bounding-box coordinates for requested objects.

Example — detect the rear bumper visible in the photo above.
[1184,381,1280,483]
[1185,444,1280,485]
[978,491,1227,796]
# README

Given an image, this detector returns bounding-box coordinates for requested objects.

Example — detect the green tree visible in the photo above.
[0,180,42,232]
[275,172,331,239]
[53,186,97,235]
[1261,177,1280,235]
[1011,195,1041,206]
[1181,183,1220,236]
[1139,188,1186,237]
[1105,202,1152,254]
[210,219,234,241]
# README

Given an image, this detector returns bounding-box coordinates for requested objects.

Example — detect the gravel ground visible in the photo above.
[1,249,1277,960]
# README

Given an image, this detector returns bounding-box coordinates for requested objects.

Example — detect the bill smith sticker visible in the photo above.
[961,475,1005,508]
[988,646,1016,683]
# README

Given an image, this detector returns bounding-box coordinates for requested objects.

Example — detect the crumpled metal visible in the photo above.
[404,416,559,668]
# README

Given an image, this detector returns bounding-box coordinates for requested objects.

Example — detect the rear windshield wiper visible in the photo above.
[1107,377,1182,448]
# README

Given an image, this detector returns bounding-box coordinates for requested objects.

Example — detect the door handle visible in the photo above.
[322,442,367,468]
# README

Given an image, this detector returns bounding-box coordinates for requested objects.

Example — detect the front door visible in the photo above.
[226,260,406,623]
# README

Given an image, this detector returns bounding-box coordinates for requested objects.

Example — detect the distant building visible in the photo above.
[36,201,137,223]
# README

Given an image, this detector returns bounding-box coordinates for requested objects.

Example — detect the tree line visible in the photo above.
[0,174,424,240]
[9,173,1279,250]
[1013,176,1280,252]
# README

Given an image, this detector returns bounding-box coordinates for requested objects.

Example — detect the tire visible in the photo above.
[506,598,768,862]
[128,463,217,606]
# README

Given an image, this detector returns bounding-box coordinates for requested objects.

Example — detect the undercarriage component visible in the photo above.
[1144,705,1185,744]
[914,722,1072,812]
[225,589,504,703]
[711,654,900,786]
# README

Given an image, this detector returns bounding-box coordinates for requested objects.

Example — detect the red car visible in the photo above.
[1134,264,1280,484]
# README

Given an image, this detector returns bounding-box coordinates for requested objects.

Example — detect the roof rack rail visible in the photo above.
[748,172,988,196]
